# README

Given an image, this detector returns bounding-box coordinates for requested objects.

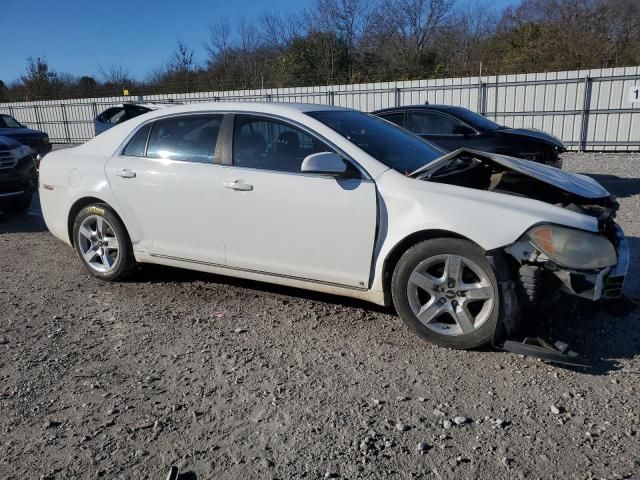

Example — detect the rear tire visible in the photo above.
[391,238,501,349]
[72,203,135,281]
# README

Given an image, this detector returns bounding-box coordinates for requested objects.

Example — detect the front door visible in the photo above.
[219,114,378,288]
[105,114,226,264]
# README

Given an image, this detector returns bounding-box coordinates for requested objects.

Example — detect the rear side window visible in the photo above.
[146,115,222,164]
[378,112,404,127]
[98,107,126,124]
[123,123,151,157]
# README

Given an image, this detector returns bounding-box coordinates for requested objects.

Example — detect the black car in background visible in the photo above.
[372,105,565,168]
[0,135,37,213]
[0,113,52,158]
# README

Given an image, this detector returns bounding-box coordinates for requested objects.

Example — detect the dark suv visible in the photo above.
[0,135,38,213]
[0,113,52,157]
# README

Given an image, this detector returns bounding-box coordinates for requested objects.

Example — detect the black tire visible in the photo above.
[1,191,32,214]
[72,203,135,281]
[391,238,503,349]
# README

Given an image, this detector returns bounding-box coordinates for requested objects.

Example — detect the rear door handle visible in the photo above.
[224,180,253,191]
[116,169,136,179]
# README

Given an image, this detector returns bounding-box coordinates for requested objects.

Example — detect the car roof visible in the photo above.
[135,101,352,118]
[373,104,467,114]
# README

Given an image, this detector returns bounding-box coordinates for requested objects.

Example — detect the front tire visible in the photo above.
[391,238,501,349]
[72,203,134,281]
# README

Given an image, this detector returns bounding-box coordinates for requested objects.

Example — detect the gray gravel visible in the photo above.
[0,152,639,479]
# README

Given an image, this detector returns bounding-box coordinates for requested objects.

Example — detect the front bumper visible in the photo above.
[554,224,629,301]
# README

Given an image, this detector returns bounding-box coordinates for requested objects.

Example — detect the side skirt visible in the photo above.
[134,251,388,306]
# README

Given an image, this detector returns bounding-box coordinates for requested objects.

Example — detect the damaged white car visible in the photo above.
[39,103,628,357]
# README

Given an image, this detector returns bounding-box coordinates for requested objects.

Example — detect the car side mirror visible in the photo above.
[452,125,475,136]
[301,152,348,176]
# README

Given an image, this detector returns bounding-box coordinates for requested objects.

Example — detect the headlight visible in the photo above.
[9,144,33,160]
[527,225,617,269]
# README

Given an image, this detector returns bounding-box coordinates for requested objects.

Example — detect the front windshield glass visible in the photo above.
[307,110,444,174]
[1,115,23,128]
[448,107,502,131]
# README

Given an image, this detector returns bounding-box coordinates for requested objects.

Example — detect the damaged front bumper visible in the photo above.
[551,224,628,301]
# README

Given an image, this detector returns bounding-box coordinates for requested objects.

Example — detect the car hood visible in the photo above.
[411,148,609,200]
[0,135,21,149]
[496,127,565,149]
[0,127,46,138]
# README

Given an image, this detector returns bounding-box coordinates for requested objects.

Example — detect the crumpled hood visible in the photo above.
[496,128,565,149]
[412,148,610,200]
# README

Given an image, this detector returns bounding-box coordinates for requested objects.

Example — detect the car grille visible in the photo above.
[0,150,16,169]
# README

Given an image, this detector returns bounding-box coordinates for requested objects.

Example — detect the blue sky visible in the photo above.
[0,0,517,84]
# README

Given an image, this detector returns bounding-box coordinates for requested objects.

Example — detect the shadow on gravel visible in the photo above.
[126,263,392,314]
[0,193,47,235]
[0,211,47,234]
[583,173,640,198]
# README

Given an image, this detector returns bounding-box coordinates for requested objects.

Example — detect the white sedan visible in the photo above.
[39,102,628,350]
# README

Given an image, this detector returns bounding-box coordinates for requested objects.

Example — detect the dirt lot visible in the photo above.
[1,152,639,480]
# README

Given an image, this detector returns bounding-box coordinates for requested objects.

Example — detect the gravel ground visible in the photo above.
[0,152,639,480]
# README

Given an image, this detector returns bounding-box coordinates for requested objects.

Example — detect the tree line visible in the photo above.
[1,0,638,102]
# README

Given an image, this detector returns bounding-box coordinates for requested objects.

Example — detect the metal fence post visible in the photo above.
[327,90,335,105]
[394,87,401,107]
[61,104,71,143]
[33,104,42,130]
[477,81,487,115]
[579,76,593,152]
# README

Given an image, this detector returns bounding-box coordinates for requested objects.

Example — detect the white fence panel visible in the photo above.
[1,66,639,150]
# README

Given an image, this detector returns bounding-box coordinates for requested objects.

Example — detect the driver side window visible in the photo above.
[233,115,334,173]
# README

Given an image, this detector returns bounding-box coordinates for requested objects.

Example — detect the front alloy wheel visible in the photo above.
[406,254,495,336]
[392,238,502,349]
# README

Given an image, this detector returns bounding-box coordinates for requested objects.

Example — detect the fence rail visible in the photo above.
[1,65,639,151]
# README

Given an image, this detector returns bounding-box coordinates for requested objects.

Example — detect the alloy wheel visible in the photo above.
[77,215,120,273]
[406,254,495,336]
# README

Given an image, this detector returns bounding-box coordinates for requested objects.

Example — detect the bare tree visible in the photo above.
[100,65,134,87]
[21,57,57,100]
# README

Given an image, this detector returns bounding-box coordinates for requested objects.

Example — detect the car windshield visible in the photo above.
[446,107,502,131]
[1,115,23,128]
[307,110,444,173]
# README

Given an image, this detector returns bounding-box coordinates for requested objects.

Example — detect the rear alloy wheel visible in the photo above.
[392,238,501,349]
[73,204,134,281]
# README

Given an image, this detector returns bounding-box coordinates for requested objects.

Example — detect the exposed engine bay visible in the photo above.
[412,149,619,227]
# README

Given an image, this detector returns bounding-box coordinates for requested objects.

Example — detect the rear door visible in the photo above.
[105,114,226,264]
[219,114,378,288]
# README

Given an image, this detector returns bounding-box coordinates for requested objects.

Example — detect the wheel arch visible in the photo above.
[381,229,484,300]
[67,196,127,245]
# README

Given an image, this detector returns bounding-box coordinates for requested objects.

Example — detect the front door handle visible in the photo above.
[224,180,253,191]
[116,168,136,179]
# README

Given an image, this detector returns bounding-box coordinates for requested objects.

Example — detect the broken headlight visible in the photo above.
[527,225,617,270]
